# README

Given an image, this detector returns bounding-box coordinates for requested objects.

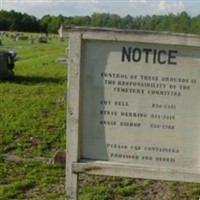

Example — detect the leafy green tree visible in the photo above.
[176,11,191,33]
[0,10,200,35]
[107,14,122,28]
[122,15,134,29]
[48,16,62,33]
[91,12,110,27]
[21,14,39,32]
[190,15,200,34]
[39,15,51,33]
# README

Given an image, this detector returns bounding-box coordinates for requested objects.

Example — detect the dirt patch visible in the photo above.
[141,181,171,200]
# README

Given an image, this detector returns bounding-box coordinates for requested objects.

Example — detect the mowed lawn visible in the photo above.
[0,35,67,200]
[1,33,200,200]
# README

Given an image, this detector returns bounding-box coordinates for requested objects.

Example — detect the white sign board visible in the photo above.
[65,27,200,199]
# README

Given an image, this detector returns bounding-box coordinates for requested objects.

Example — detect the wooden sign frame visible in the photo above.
[65,27,200,199]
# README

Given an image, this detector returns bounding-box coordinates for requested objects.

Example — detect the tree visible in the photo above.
[91,13,109,27]
[48,16,62,33]
[122,15,133,29]
[190,15,200,34]
[21,14,39,32]
[176,11,191,33]
[0,10,199,35]
[39,15,51,33]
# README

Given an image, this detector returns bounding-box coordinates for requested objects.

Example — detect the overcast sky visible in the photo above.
[1,0,200,19]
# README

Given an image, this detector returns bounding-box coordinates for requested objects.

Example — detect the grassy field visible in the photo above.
[1,32,200,200]
[0,34,67,200]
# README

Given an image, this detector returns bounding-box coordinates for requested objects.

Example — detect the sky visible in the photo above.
[1,0,200,19]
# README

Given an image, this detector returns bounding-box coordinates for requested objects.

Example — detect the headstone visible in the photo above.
[65,27,200,199]
[0,51,9,73]
[16,34,28,41]
[29,37,35,44]
[0,51,15,78]
[55,57,67,64]
[59,37,64,42]
[38,37,47,43]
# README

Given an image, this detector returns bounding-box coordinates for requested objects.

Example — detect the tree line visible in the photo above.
[1,10,200,35]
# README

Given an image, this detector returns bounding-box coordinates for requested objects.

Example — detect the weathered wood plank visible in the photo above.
[66,31,83,200]
[73,160,200,183]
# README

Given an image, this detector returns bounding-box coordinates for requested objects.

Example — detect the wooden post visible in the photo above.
[66,31,82,199]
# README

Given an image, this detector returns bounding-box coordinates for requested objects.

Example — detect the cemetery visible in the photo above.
[0,32,67,199]
[2,25,200,199]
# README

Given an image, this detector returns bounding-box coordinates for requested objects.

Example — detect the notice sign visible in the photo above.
[66,27,200,199]
[82,41,199,166]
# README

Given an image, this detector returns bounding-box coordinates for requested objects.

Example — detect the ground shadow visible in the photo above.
[0,75,67,85]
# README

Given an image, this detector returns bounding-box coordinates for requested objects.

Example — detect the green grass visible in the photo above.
[0,35,67,199]
[0,160,65,200]
[1,32,200,200]
[0,37,67,158]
